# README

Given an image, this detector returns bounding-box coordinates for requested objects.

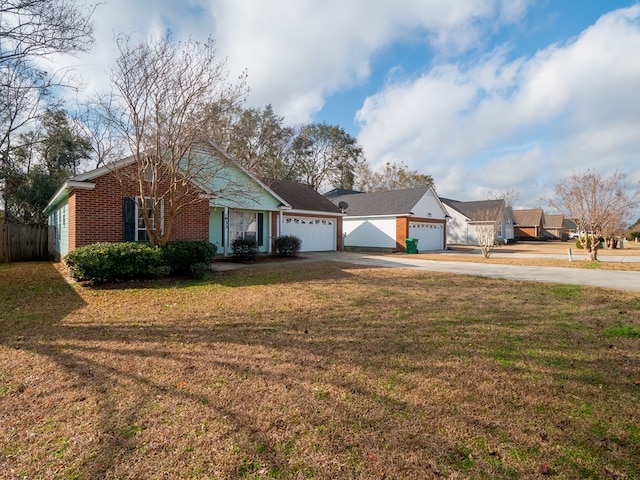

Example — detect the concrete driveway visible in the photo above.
[302,251,640,293]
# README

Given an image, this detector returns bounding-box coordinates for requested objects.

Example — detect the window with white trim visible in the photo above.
[229,211,257,243]
[136,196,163,242]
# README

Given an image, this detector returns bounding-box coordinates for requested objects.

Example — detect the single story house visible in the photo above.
[440,198,514,245]
[328,186,449,252]
[542,213,566,239]
[512,208,545,239]
[44,144,343,257]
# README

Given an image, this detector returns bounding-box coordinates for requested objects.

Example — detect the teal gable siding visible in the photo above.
[196,150,282,211]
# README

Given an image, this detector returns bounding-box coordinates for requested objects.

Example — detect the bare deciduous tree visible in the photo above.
[1,0,95,219]
[484,188,518,208]
[472,201,506,258]
[548,170,640,261]
[100,34,249,247]
[0,0,94,66]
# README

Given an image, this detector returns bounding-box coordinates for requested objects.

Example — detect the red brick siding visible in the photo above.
[395,217,410,252]
[70,163,209,250]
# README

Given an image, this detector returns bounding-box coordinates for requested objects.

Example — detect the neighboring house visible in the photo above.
[265,179,344,252]
[328,186,449,252]
[563,218,578,237]
[512,208,545,239]
[543,213,566,239]
[440,198,514,245]
[44,144,343,257]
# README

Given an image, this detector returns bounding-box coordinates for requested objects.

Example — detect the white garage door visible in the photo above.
[282,216,336,252]
[409,222,444,251]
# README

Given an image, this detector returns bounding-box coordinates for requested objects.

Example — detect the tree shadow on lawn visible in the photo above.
[1,261,638,478]
[1,261,451,478]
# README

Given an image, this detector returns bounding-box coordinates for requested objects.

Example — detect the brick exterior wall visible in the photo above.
[70,163,209,250]
[395,217,410,252]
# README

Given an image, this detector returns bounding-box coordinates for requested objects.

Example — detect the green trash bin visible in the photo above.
[405,238,418,254]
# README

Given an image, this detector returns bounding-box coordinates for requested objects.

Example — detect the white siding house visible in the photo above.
[328,186,449,252]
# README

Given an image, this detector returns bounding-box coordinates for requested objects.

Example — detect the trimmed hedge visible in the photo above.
[275,235,302,257]
[65,242,166,283]
[231,238,257,262]
[64,240,217,283]
[161,241,217,276]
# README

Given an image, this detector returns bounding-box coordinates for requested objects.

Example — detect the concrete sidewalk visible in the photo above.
[301,251,640,293]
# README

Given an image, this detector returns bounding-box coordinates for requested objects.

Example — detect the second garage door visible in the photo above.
[409,222,444,251]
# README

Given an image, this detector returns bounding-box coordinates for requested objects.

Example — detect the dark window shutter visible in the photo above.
[122,197,136,242]
[258,213,264,246]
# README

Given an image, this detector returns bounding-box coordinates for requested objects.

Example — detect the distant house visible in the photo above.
[564,218,578,236]
[440,198,514,245]
[44,144,343,257]
[543,213,566,239]
[329,186,449,252]
[512,208,545,239]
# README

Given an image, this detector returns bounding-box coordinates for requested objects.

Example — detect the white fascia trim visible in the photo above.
[44,180,96,213]
[209,201,283,212]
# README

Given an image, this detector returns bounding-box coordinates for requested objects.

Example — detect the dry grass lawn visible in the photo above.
[1,260,639,479]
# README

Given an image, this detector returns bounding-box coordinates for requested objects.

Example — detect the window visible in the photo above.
[230,211,257,243]
[136,197,163,242]
[122,196,163,242]
[229,211,264,246]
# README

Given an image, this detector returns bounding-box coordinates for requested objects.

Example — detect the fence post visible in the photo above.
[0,225,8,262]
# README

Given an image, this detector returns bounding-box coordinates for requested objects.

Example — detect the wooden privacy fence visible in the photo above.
[0,225,56,263]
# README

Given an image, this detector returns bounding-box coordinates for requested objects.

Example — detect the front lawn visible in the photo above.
[1,261,639,479]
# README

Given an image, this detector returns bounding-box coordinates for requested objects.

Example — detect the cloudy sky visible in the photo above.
[62,0,640,210]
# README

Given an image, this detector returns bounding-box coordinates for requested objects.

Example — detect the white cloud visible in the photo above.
[356,5,640,207]
[208,0,531,123]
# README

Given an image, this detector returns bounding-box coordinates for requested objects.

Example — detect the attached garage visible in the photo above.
[409,221,444,251]
[266,179,344,252]
[281,216,337,252]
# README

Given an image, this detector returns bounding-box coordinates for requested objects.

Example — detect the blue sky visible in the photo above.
[58,0,640,214]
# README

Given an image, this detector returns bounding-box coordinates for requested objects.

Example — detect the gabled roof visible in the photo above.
[265,179,342,214]
[44,143,290,214]
[512,208,544,226]
[440,198,506,221]
[329,186,433,216]
[564,218,578,230]
[323,187,363,198]
[543,213,565,229]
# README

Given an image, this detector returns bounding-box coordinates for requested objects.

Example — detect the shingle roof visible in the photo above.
[440,198,505,221]
[265,179,341,213]
[329,186,432,216]
[323,188,363,198]
[543,214,565,229]
[512,208,544,226]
